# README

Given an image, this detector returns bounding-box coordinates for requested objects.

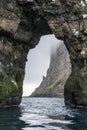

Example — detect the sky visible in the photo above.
[23,34,62,96]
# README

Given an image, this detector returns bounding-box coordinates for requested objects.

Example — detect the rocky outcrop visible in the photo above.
[0,0,52,106]
[0,0,87,107]
[31,0,87,108]
[31,42,71,97]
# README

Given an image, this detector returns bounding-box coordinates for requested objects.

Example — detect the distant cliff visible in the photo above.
[31,42,71,97]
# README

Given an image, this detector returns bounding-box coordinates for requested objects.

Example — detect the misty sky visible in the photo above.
[23,34,62,96]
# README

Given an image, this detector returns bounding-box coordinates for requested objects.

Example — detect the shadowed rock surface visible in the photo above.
[31,42,71,97]
[0,0,87,107]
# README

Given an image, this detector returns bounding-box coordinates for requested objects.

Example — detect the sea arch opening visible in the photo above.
[23,34,71,97]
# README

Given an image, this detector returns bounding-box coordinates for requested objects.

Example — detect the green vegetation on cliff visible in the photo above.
[31,43,71,97]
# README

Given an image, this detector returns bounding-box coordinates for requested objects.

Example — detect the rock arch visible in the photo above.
[0,0,87,107]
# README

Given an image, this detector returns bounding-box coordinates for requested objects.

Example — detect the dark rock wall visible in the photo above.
[33,0,87,107]
[0,0,52,106]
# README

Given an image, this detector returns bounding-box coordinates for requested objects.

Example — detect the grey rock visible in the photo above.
[31,42,71,97]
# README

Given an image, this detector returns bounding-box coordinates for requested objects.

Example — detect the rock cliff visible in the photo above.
[0,0,52,106]
[31,42,71,97]
[0,0,87,107]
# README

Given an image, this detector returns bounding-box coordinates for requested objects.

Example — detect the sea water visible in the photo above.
[0,97,87,130]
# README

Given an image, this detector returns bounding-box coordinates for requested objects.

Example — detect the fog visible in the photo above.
[23,34,62,96]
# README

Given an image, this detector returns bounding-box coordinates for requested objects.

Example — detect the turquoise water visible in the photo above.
[0,98,87,130]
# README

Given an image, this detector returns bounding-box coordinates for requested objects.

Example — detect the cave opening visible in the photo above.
[23,34,71,97]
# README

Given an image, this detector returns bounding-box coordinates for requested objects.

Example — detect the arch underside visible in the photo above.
[0,0,87,107]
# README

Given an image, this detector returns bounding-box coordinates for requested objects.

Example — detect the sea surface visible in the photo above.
[0,98,87,130]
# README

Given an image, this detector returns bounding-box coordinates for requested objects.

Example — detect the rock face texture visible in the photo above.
[0,0,87,107]
[31,42,71,97]
[0,0,52,106]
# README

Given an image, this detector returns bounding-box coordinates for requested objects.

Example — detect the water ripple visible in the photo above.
[0,98,86,130]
